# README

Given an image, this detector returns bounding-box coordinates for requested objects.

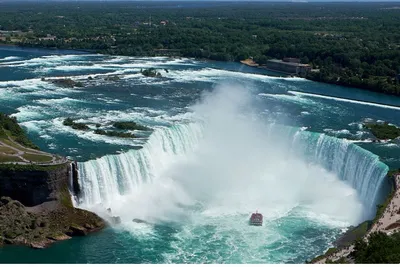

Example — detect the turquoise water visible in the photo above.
[0,46,399,263]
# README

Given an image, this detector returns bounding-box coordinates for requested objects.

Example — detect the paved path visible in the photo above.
[0,137,68,166]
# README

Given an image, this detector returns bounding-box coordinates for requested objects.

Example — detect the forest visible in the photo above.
[351,232,400,263]
[0,1,399,95]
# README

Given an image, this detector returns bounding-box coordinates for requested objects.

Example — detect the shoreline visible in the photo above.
[238,59,400,98]
[311,173,400,264]
[1,43,400,98]
[0,43,92,55]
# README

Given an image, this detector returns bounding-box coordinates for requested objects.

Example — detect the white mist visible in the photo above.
[83,84,365,228]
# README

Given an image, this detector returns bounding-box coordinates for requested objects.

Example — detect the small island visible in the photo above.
[113,121,150,131]
[364,122,400,140]
[62,118,151,138]
[94,129,135,138]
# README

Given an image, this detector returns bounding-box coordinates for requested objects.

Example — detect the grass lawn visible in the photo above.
[0,154,20,163]
[23,153,53,163]
[0,145,17,154]
[2,138,34,153]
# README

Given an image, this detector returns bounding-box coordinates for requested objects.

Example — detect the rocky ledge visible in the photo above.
[0,196,104,249]
[0,163,105,249]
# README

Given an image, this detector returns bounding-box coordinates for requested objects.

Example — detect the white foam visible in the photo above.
[35,97,87,105]
[164,68,306,84]
[0,56,21,62]
[37,64,111,73]
[259,93,315,105]
[289,91,400,111]
[348,122,363,130]
[12,105,47,122]
[0,54,91,67]
[380,143,399,148]
[347,139,374,143]
[324,128,351,135]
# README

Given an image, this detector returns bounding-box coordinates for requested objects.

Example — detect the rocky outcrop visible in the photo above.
[42,78,83,88]
[0,163,105,249]
[0,164,70,207]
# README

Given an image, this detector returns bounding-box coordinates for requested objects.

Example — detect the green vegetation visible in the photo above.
[0,163,68,172]
[0,155,20,163]
[141,68,162,78]
[94,129,135,138]
[0,112,62,166]
[0,113,39,149]
[0,146,17,154]
[1,2,399,95]
[308,247,338,263]
[336,220,373,248]
[62,118,151,138]
[23,153,53,163]
[351,232,400,263]
[365,122,400,140]
[63,118,89,130]
[113,121,150,131]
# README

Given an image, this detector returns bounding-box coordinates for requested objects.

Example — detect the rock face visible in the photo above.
[0,165,69,207]
[0,163,105,249]
[71,162,81,197]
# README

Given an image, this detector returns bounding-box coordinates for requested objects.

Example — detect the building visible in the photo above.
[282,57,301,63]
[266,59,311,75]
[39,34,56,41]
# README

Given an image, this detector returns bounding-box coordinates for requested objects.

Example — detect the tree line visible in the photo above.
[0,1,399,95]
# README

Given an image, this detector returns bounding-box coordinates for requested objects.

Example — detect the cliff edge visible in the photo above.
[0,113,105,249]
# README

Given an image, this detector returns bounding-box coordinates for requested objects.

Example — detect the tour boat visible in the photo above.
[249,211,263,226]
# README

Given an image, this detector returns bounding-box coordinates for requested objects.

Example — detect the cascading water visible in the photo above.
[269,126,389,214]
[78,123,204,207]
[77,85,388,224]
[78,123,388,217]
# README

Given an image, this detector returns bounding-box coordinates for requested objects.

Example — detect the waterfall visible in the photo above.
[277,127,389,210]
[77,122,388,216]
[77,123,203,207]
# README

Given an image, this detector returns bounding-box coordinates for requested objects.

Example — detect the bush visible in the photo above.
[0,113,39,149]
[94,129,135,138]
[365,122,400,140]
[113,121,150,131]
[352,232,400,263]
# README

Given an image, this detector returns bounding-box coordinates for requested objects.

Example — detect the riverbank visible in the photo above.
[2,42,399,98]
[311,172,400,264]
[238,59,400,97]
[0,43,92,55]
